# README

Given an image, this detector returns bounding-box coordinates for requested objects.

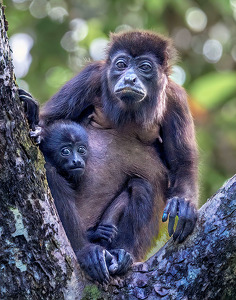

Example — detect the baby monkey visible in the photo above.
[40,120,153,251]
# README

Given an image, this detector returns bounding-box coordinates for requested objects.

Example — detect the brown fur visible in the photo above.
[40,30,198,261]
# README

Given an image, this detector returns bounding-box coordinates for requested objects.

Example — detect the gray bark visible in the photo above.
[0,4,84,299]
[0,4,235,300]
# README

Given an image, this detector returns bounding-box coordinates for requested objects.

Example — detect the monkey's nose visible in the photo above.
[73,160,82,167]
[124,75,136,85]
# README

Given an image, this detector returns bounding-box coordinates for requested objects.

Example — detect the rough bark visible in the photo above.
[0,4,235,300]
[0,4,84,299]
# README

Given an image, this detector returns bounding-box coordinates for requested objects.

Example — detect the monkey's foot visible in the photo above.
[76,244,112,284]
[108,249,133,276]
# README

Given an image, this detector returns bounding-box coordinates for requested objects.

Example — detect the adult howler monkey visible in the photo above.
[21,30,198,271]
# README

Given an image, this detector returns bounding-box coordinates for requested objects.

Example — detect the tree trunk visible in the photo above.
[0,4,84,299]
[0,5,235,300]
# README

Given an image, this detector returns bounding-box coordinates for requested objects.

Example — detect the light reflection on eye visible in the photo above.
[61,148,71,156]
[78,146,87,155]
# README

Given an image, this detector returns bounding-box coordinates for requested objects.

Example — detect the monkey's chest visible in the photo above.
[75,126,165,228]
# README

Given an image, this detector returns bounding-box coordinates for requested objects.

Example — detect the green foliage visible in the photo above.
[82,285,102,300]
[190,72,236,110]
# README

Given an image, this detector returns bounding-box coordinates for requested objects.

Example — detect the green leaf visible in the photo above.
[190,72,236,110]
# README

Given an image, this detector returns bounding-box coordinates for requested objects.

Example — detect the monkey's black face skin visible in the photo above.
[57,141,88,178]
[40,121,88,184]
[109,51,157,107]
[102,51,159,126]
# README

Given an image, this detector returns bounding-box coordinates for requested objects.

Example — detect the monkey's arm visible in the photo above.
[40,61,103,126]
[45,164,114,284]
[88,178,153,246]
[87,190,128,245]
[161,81,198,242]
[87,190,133,275]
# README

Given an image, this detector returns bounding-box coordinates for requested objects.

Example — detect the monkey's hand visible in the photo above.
[108,249,133,276]
[87,224,118,244]
[18,89,39,131]
[162,197,198,243]
[76,244,114,284]
[29,125,43,145]
[18,89,43,144]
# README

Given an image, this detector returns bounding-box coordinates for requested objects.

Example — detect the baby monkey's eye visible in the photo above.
[61,148,71,156]
[78,146,87,155]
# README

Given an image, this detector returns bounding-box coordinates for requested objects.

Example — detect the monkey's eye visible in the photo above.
[116,60,127,70]
[139,62,152,72]
[78,146,87,155]
[61,148,71,156]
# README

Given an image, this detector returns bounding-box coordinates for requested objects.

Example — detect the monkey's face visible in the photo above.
[107,51,158,109]
[55,141,88,179]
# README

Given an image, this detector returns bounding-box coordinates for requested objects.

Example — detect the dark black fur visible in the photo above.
[38,120,125,284]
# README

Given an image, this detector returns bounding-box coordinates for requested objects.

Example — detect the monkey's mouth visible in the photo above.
[115,87,145,103]
[68,166,85,177]
[70,166,84,171]
[115,87,145,97]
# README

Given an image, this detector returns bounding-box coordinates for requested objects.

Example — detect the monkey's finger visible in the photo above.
[30,126,42,137]
[97,233,113,241]
[116,249,130,273]
[106,251,118,274]
[162,197,178,223]
[165,198,178,236]
[18,88,33,98]
[96,249,110,284]
[168,216,176,237]
[178,220,194,243]
[29,126,43,144]
[99,224,118,234]
[97,226,118,236]
[116,249,126,265]
[84,255,102,283]
[173,217,186,241]
[178,203,197,243]
[117,253,133,275]
[173,198,188,241]
[99,249,110,283]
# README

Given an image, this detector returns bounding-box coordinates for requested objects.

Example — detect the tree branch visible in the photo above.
[101,175,236,299]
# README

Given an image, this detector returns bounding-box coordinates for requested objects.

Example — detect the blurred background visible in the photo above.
[5,0,236,207]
